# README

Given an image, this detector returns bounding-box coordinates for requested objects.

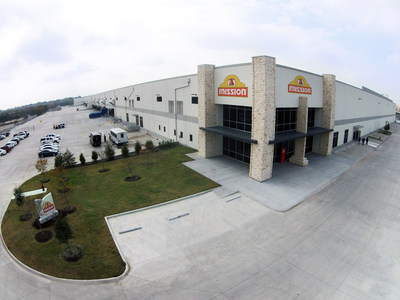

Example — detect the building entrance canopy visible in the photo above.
[269,127,333,144]
[200,126,258,144]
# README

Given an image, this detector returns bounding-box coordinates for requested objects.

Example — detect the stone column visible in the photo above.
[289,96,309,166]
[318,74,336,155]
[198,64,218,158]
[249,56,276,182]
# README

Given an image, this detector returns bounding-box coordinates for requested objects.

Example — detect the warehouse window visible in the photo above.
[140,116,143,128]
[168,101,174,114]
[159,125,161,131]
[163,126,166,132]
[180,131,183,138]
[156,95,162,102]
[190,134,193,142]
[176,101,183,115]
[191,96,198,104]
[275,108,297,133]
[223,137,251,164]
[332,132,338,148]
[136,96,140,101]
[174,129,176,136]
[308,108,315,128]
[344,129,349,143]
[223,105,252,132]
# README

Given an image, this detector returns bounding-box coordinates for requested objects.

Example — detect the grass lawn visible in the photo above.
[1,146,219,279]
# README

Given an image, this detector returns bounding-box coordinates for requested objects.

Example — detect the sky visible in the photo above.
[0,0,399,110]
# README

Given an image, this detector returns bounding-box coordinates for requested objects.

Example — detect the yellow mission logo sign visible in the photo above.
[218,75,248,97]
[288,75,312,95]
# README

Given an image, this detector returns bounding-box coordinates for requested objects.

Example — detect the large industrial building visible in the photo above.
[81,55,396,182]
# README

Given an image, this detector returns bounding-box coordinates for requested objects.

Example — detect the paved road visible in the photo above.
[1,107,400,299]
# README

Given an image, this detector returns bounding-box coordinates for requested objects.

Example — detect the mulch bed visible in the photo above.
[125,175,141,182]
[62,245,84,262]
[19,213,33,222]
[35,230,53,243]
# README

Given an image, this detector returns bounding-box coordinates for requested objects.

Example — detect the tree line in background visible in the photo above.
[0,97,79,124]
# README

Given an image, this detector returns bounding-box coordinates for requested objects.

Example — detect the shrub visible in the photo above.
[121,143,129,157]
[104,142,115,161]
[14,187,24,209]
[145,140,154,152]
[159,140,179,150]
[91,151,98,162]
[134,141,142,155]
[79,153,86,165]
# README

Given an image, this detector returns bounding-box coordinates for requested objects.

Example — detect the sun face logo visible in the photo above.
[43,201,55,213]
[288,75,312,95]
[218,75,248,97]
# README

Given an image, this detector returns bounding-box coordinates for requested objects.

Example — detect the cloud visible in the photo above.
[0,0,399,109]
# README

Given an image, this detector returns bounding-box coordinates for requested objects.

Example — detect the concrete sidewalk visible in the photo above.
[10,188,47,200]
[184,130,390,211]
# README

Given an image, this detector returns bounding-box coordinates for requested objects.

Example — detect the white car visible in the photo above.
[46,133,61,140]
[0,149,6,156]
[40,144,59,151]
[40,137,59,144]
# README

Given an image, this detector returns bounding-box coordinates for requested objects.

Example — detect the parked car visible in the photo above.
[45,133,61,140]
[0,149,6,156]
[10,138,20,145]
[18,131,28,138]
[40,144,59,151]
[54,123,65,129]
[23,130,30,137]
[14,133,26,140]
[1,145,12,152]
[5,141,17,148]
[0,134,5,140]
[38,149,58,158]
[40,137,59,144]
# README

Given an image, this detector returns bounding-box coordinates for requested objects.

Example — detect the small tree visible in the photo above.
[125,158,135,178]
[91,151,98,162]
[54,154,63,168]
[79,153,86,165]
[134,141,142,155]
[55,166,71,203]
[104,142,115,161]
[145,140,154,164]
[14,187,24,209]
[98,151,106,171]
[55,216,73,254]
[35,158,48,182]
[121,143,129,157]
[62,149,76,167]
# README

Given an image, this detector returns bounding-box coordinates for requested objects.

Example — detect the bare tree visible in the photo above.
[35,159,48,182]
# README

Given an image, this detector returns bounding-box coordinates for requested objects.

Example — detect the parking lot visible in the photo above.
[0,106,159,167]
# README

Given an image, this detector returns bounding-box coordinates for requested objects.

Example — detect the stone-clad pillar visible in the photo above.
[249,56,276,182]
[198,64,218,158]
[318,74,336,155]
[289,96,309,166]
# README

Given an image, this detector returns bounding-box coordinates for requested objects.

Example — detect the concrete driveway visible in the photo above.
[1,107,400,299]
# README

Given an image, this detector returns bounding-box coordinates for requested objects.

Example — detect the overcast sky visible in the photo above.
[1,0,399,110]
